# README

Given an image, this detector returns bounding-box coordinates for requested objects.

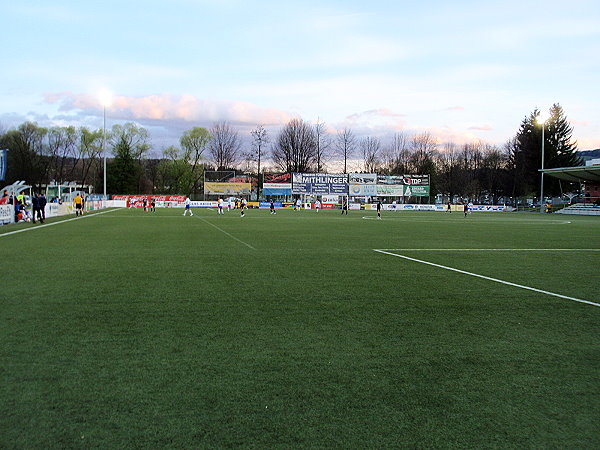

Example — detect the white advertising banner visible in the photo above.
[376,185,405,196]
[322,195,339,204]
[349,184,378,196]
[0,204,14,225]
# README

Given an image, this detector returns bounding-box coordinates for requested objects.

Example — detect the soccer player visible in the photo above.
[447,201,452,213]
[218,197,224,215]
[315,199,321,212]
[183,197,193,216]
[270,200,276,214]
[151,198,156,212]
[340,199,348,215]
[377,200,382,220]
[464,203,468,217]
[240,199,246,217]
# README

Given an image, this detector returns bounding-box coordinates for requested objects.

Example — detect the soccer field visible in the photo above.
[1,207,599,447]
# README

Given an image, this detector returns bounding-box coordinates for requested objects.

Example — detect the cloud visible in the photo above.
[468,124,493,131]
[44,92,292,127]
[346,109,406,121]
[445,106,465,111]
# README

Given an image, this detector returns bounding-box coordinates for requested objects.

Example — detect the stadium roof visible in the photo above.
[540,166,600,183]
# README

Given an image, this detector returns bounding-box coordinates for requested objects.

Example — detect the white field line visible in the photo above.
[373,249,600,308]
[196,216,256,250]
[377,248,600,252]
[361,216,572,224]
[0,209,118,238]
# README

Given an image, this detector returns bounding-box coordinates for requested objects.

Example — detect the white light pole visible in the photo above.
[99,90,112,206]
[537,113,548,213]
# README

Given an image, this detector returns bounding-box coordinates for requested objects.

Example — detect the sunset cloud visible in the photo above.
[44,92,292,127]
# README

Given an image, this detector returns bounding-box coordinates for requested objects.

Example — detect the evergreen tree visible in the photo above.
[511,104,581,198]
[106,123,149,194]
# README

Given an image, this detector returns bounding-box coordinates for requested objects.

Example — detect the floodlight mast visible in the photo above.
[99,90,112,206]
[537,113,547,213]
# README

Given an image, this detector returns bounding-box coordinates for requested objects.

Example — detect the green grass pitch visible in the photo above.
[1,207,599,447]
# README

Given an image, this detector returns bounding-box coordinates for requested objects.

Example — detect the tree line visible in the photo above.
[0,103,581,203]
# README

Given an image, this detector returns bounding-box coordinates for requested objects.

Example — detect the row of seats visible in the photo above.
[555,203,600,215]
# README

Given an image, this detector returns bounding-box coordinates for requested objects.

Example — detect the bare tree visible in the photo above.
[250,124,269,198]
[360,136,381,173]
[382,132,411,174]
[79,127,103,188]
[480,144,508,204]
[410,132,437,174]
[334,128,356,173]
[435,142,462,202]
[209,121,241,170]
[272,118,316,173]
[314,118,330,172]
[46,126,78,183]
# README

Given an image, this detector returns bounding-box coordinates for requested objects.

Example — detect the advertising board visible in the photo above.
[349,184,377,196]
[204,182,252,195]
[348,173,377,184]
[0,204,13,225]
[403,185,430,197]
[376,185,405,196]
[401,175,430,186]
[263,173,292,195]
[292,173,348,195]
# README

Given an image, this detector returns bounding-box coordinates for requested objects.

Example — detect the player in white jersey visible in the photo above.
[315,199,321,212]
[183,197,193,216]
[218,198,224,214]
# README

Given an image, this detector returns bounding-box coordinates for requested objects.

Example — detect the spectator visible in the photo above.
[0,189,8,205]
[32,193,43,224]
[39,193,47,222]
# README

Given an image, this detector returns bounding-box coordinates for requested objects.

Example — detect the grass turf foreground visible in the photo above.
[1,207,599,447]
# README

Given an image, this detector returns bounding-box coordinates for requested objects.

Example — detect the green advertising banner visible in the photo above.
[403,185,430,196]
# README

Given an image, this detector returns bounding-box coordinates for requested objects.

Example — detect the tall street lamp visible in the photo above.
[99,90,112,205]
[536,113,548,213]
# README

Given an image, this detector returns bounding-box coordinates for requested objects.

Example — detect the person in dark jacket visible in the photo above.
[32,193,42,224]
[39,193,47,222]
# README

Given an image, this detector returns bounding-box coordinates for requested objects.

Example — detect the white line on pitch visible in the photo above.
[373,249,600,308]
[376,248,600,252]
[197,217,256,250]
[0,209,118,238]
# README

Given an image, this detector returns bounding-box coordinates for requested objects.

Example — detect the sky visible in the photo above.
[1,0,599,157]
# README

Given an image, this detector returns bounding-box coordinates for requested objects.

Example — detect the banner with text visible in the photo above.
[403,185,430,196]
[0,204,13,225]
[263,173,292,195]
[204,182,252,195]
[292,173,348,195]
[348,173,377,196]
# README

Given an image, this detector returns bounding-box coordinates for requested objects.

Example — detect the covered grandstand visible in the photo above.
[542,165,600,215]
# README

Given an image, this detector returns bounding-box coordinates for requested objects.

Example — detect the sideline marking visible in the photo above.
[373,249,600,308]
[197,216,256,250]
[361,216,572,224]
[0,209,118,238]
[377,248,600,252]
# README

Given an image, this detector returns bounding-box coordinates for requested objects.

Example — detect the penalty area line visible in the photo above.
[373,249,600,308]
[196,216,256,250]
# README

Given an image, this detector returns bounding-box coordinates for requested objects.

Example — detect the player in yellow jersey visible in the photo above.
[73,194,83,216]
